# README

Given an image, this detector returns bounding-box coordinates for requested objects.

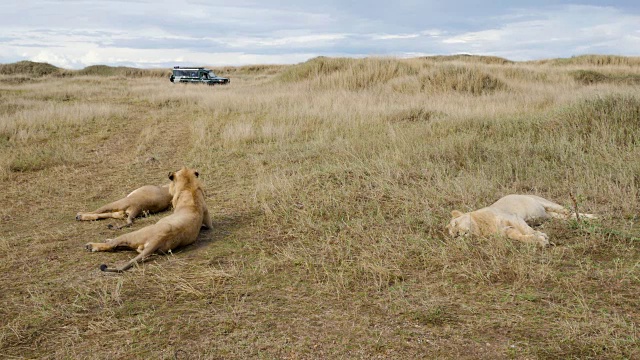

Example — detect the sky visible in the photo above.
[1,1,639,69]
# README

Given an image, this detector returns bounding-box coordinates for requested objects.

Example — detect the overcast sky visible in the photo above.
[1,1,639,69]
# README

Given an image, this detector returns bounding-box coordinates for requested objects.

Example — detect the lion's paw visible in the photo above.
[535,232,550,247]
[85,243,98,252]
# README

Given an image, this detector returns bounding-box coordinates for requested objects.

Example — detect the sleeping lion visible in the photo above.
[85,167,212,272]
[446,194,596,246]
[76,184,172,229]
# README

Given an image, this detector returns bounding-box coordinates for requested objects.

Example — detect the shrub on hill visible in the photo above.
[422,65,507,95]
[572,69,640,85]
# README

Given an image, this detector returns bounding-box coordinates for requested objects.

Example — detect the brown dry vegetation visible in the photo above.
[1,55,639,359]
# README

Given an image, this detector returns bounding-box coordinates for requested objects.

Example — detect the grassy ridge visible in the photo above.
[0,61,171,78]
[0,55,639,359]
[279,57,507,94]
[535,54,640,66]
[0,60,60,76]
[76,65,169,77]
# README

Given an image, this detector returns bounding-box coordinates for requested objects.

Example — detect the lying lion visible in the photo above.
[447,194,596,246]
[76,184,172,229]
[85,167,212,272]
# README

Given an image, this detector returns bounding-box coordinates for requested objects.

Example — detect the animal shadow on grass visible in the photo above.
[179,211,258,255]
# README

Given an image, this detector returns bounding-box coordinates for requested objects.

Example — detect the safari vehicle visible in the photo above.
[169,66,230,85]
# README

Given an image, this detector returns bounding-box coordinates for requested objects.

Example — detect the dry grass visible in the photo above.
[1,56,639,359]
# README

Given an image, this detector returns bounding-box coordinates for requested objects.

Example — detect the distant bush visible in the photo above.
[571,70,609,84]
[388,107,436,123]
[422,65,507,95]
[572,69,640,85]
[500,67,550,82]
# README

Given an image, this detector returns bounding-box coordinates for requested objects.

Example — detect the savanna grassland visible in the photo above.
[0,55,639,359]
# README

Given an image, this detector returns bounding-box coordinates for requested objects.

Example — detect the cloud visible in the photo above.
[23,46,317,69]
[223,34,348,48]
[0,2,638,68]
[373,33,421,40]
[438,5,640,59]
[31,50,80,68]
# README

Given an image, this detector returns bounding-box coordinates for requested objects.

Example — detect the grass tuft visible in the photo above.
[422,65,507,95]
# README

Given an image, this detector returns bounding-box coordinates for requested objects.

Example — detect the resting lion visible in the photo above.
[85,167,212,272]
[446,194,596,246]
[76,184,172,229]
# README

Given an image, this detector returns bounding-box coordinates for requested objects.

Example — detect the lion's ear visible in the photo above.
[168,172,175,181]
[451,210,464,218]
[194,170,199,178]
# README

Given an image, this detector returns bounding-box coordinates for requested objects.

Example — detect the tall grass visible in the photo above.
[536,54,640,66]
[279,57,420,90]
[1,55,639,359]
[424,54,514,65]
[0,77,129,175]
[0,102,126,142]
[75,65,169,78]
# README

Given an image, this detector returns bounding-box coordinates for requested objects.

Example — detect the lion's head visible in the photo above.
[446,210,473,237]
[168,167,201,205]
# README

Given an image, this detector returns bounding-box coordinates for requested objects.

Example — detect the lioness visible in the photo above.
[447,194,596,246]
[76,184,172,229]
[85,167,212,272]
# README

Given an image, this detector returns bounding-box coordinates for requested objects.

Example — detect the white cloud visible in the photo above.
[373,33,421,40]
[439,5,640,59]
[0,3,639,68]
[223,34,348,48]
[20,46,316,68]
[421,30,444,37]
[442,29,503,44]
[31,51,79,68]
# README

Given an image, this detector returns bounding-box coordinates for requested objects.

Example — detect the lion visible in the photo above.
[446,194,596,246]
[76,184,172,229]
[85,167,212,272]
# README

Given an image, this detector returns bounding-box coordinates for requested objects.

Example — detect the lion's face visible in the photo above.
[447,210,472,237]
